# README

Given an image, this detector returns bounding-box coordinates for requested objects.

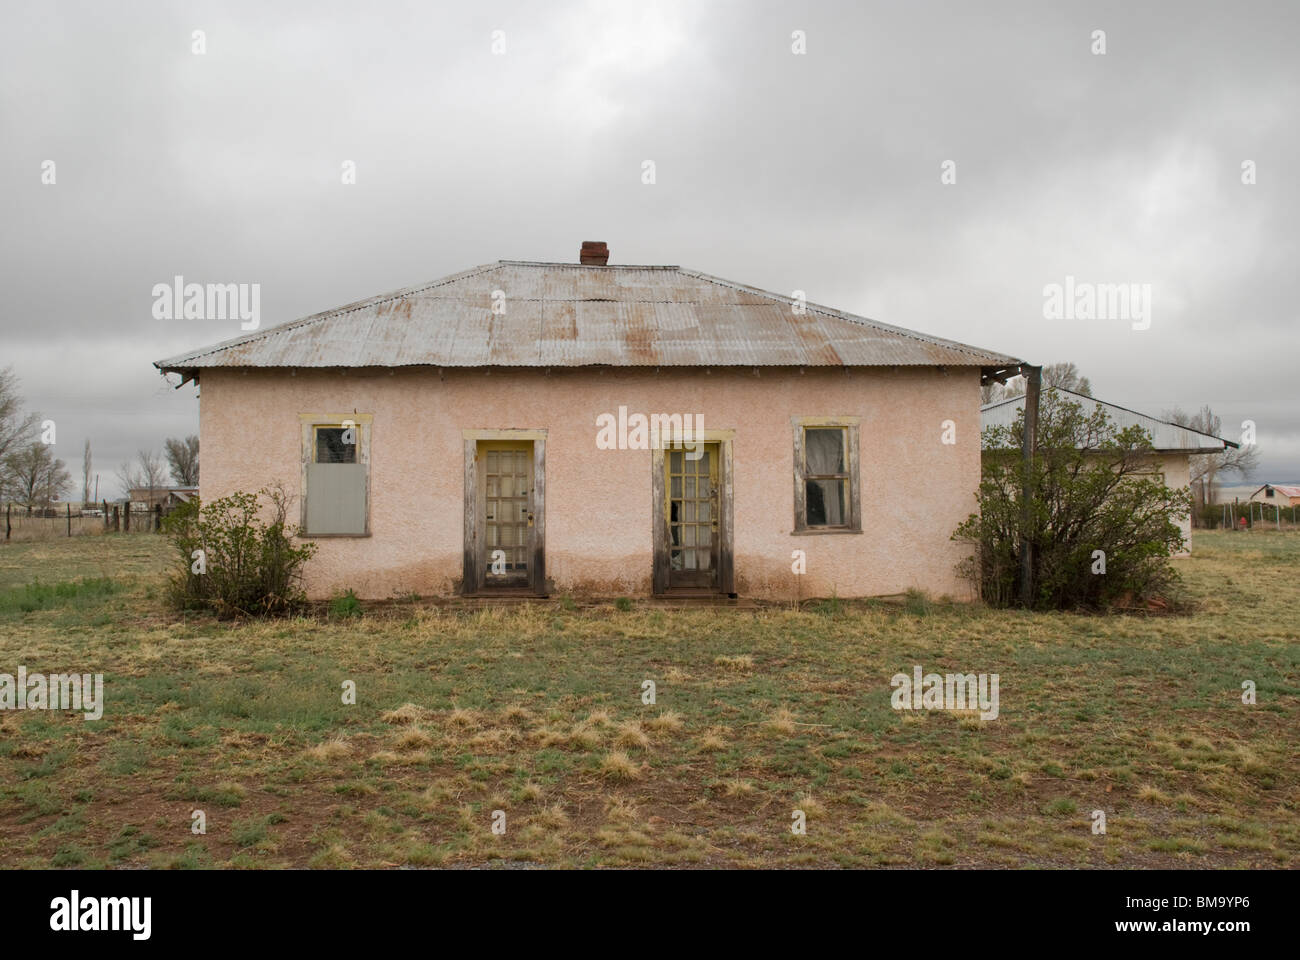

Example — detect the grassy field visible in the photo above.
[0,531,1296,869]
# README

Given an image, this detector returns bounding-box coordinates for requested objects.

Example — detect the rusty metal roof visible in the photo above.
[1251,484,1300,499]
[155,261,1021,378]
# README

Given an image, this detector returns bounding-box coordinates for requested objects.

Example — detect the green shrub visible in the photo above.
[954,389,1188,610]
[903,588,933,617]
[163,487,316,618]
[328,589,362,620]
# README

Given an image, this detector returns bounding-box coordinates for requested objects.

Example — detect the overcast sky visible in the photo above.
[2,0,1297,497]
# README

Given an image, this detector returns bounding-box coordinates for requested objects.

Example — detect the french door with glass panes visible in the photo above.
[476,441,534,588]
[665,443,720,591]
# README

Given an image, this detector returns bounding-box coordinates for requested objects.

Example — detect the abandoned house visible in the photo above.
[155,243,1025,600]
[1248,484,1300,509]
[981,389,1235,554]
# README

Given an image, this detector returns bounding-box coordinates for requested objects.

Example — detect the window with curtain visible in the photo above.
[793,420,860,532]
[804,427,846,526]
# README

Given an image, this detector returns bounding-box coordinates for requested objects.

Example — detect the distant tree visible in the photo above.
[0,367,40,500]
[1041,362,1092,396]
[117,449,168,502]
[4,442,71,512]
[981,380,1013,406]
[164,435,200,485]
[981,362,1090,407]
[1163,405,1259,507]
[82,438,93,504]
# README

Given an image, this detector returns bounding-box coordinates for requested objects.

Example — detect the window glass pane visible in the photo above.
[806,478,846,526]
[316,427,357,464]
[804,428,843,475]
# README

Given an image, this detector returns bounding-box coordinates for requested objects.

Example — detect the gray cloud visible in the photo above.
[2,0,1296,494]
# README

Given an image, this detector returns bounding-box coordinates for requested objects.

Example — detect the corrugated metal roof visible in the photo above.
[155,261,1021,377]
[1251,484,1300,499]
[981,389,1233,453]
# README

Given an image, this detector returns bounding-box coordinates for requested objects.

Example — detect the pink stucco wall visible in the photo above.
[197,366,982,600]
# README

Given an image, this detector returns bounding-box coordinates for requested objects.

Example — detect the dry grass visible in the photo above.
[306,737,352,761]
[394,727,433,751]
[0,530,1297,868]
[613,721,650,749]
[645,711,685,735]
[697,730,728,752]
[380,704,428,725]
[714,654,754,672]
[765,707,798,736]
[599,751,642,781]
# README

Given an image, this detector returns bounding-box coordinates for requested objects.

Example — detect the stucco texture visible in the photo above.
[1155,451,1194,555]
[197,366,982,600]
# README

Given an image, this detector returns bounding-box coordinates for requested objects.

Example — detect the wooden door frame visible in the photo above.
[652,430,734,596]
[462,429,547,596]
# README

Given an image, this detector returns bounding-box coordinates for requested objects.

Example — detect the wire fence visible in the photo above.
[1197,501,1300,531]
[3,503,166,542]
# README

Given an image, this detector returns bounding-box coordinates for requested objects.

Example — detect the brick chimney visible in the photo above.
[579,240,609,265]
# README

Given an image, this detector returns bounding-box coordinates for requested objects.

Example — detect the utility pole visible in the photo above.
[1019,364,1042,606]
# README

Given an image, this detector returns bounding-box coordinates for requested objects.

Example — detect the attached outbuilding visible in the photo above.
[156,245,1023,600]
[981,388,1235,554]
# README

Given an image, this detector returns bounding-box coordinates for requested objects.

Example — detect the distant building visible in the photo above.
[1248,484,1300,508]
[126,487,198,511]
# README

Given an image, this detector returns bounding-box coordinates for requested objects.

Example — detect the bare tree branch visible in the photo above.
[164,435,200,486]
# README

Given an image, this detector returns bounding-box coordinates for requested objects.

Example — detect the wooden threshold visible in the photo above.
[463,589,549,599]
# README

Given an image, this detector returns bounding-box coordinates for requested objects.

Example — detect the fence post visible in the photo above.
[112,506,119,532]
[154,503,162,533]
[123,502,130,533]
[5,503,9,541]
[103,499,109,530]
[67,503,71,537]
